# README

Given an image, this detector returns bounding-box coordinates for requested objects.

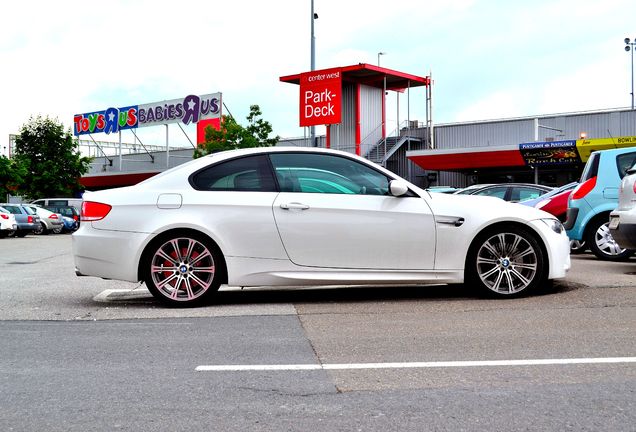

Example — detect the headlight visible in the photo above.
[541,218,564,234]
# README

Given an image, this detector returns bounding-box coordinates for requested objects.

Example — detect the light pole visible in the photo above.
[377,52,386,66]
[625,37,635,109]
[310,0,318,146]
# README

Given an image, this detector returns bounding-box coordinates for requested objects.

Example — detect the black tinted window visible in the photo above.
[191,155,276,192]
[616,152,636,179]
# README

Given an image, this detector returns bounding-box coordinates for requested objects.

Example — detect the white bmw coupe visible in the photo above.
[73,147,570,306]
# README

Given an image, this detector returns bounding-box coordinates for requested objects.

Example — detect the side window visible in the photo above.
[473,186,507,199]
[269,153,390,195]
[616,152,636,179]
[580,152,599,182]
[515,187,545,202]
[190,155,276,192]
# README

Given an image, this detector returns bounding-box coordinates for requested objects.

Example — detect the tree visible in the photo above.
[13,116,92,200]
[0,155,27,201]
[194,105,279,158]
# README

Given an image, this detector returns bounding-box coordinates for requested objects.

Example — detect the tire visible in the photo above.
[466,226,547,298]
[586,218,635,261]
[34,222,49,235]
[143,233,224,307]
[569,240,587,254]
[52,227,63,234]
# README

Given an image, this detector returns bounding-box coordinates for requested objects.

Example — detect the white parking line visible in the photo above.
[195,356,636,372]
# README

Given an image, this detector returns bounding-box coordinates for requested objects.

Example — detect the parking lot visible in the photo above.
[1,234,635,431]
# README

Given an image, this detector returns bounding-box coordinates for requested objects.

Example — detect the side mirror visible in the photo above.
[389,180,409,197]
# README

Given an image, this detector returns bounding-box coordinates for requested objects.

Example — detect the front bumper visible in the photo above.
[528,219,571,279]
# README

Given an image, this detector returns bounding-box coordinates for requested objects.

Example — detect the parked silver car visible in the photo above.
[609,162,636,250]
[24,205,64,235]
[0,204,41,237]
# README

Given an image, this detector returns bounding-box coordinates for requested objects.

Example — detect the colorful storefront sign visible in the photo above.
[73,93,222,136]
[519,140,579,166]
[575,136,636,162]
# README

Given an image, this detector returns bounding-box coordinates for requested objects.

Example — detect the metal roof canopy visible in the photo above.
[280,63,430,91]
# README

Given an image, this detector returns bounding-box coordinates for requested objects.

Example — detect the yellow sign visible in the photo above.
[576,136,636,162]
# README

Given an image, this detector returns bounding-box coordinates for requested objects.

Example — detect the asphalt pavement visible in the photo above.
[0,234,635,431]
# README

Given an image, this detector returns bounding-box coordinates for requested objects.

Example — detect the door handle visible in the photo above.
[280,202,310,210]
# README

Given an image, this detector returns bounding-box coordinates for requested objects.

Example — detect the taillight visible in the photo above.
[633,181,636,194]
[27,216,34,223]
[571,176,597,200]
[73,215,79,221]
[0,214,8,220]
[81,201,112,221]
[49,214,59,220]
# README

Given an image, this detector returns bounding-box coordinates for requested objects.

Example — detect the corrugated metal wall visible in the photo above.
[328,83,356,153]
[280,108,636,187]
[359,84,383,156]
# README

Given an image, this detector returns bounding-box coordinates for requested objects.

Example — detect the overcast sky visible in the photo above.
[2,0,636,154]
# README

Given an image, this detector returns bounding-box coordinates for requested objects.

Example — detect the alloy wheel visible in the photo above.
[149,237,216,302]
[475,232,538,295]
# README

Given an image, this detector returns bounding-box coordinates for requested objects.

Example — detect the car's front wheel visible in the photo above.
[586,218,635,261]
[143,233,224,307]
[467,226,547,297]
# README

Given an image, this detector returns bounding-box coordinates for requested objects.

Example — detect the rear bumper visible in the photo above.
[609,215,636,250]
[72,225,149,283]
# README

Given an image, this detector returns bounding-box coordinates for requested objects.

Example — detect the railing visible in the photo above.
[366,120,424,165]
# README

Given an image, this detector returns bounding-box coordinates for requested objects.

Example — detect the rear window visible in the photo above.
[616,152,636,179]
[22,206,36,215]
[2,205,21,214]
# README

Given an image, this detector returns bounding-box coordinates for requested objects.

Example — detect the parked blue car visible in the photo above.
[564,147,636,261]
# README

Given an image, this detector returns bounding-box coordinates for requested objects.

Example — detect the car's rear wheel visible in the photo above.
[586,218,635,261]
[34,222,49,235]
[467,226,547,297]
[143,234,223,307]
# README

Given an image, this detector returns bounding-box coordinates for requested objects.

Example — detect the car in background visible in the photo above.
[73,147,570,307]
[609,161,636,250]
[426,186,459,194]
[0,207,18,238]
[0,204,41,237]
[30,198,82,213]
[23,205,64,235]
[454,183,553,202]
[564,148,636,261]
[60,215,79,233]
[519,182,578,220]
[43,205,80,229]
[519,182,586,254]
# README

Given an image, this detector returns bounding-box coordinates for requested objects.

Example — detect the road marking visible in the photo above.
[195,357,636,372]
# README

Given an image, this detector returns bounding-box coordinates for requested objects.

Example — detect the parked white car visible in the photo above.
[609,162,636,250]
[73,147,570,306]
[0,207,18,238]
[24,205,64,235]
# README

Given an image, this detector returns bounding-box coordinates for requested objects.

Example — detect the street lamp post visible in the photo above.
[377,52,386,66]
[625,37,635,110]
[310,0,318,146]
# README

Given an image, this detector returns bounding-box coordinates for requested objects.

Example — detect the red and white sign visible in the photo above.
[299,68,342,127]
